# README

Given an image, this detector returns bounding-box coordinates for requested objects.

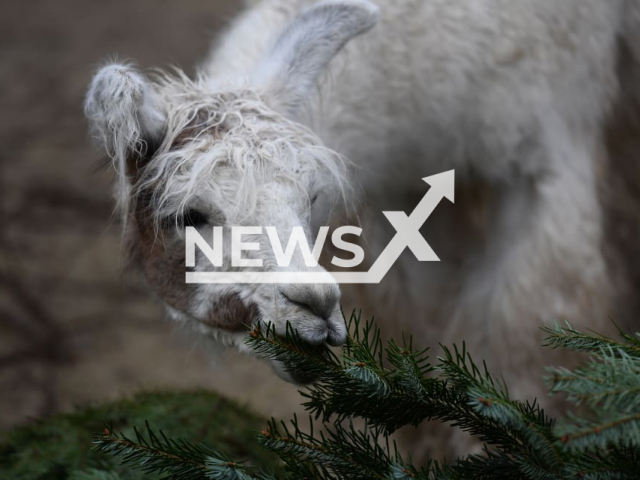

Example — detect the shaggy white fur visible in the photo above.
[85,0,639,456]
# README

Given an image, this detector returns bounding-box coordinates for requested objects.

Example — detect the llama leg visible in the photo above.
[450,131,612,402]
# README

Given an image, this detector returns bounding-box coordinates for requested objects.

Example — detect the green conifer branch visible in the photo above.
[542,323,640,357]
[94,422,274,480]
[94,313,640,480]
[258,416,423,480]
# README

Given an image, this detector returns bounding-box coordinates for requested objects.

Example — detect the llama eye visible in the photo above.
[310,194,319,206]
[161,209,208,230]
[181,209,208,228]
[161,209,222,231]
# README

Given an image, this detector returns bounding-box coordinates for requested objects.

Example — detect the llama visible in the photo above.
[85,0,638,453]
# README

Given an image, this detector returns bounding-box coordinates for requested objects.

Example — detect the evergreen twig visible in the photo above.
[95,313,640,479]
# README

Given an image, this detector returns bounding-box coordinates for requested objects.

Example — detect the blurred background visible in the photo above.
[3,0,640,438]
[0,0,306,433]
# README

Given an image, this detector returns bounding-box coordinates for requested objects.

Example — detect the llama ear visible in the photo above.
[85,63,165,175]
[251,0,379,115]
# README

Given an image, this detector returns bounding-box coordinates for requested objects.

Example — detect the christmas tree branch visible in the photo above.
[95,422,273,480]
[94,313,640,480]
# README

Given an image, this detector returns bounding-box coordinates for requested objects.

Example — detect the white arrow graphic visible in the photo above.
[363,169,455,283]
[186,170,455,284]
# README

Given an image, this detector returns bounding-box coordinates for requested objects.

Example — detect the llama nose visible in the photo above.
[279,283,345,346]
[280,283,339,320]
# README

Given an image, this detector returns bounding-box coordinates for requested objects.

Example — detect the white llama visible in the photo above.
[85,0,638,450]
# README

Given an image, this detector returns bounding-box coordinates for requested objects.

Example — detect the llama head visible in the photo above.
[84,0,379,383]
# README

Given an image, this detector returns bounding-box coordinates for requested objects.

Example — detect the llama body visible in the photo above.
[202,0,618,395]
[85,0,636,453]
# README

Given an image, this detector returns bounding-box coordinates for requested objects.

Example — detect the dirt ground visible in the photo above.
[0,0,305,432]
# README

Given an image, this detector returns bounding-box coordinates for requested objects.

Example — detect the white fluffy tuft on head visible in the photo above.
[138,77,347,230]
[84,62,354,244]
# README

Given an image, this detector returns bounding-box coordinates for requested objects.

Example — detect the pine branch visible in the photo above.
[546,324,640,452]
[94,422,274,480]
[547,354,640,413]
[258,416,427,480]
[561,446,640,479]
[93,314,640,480]
[250,313,562,476]
[542,323,640,358]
